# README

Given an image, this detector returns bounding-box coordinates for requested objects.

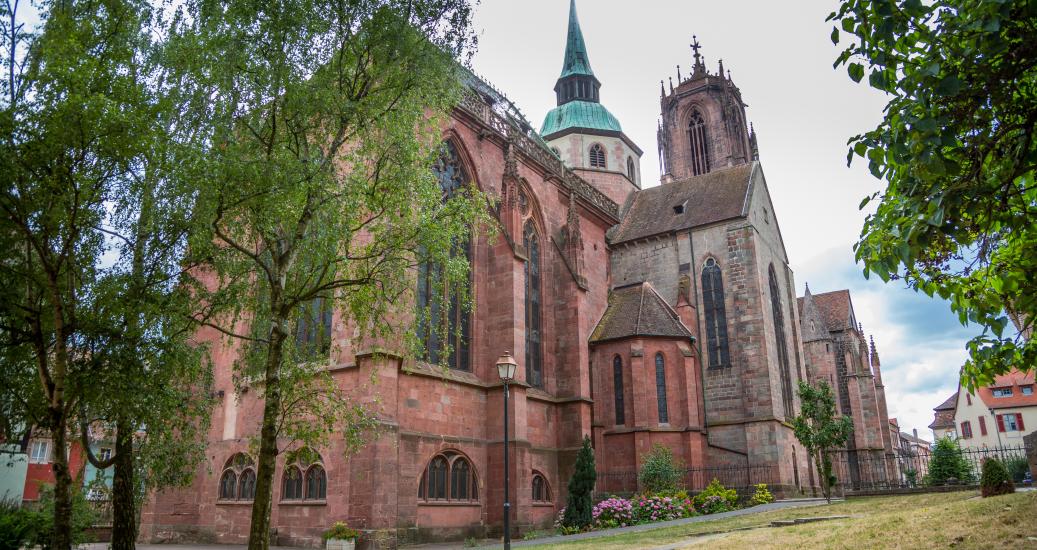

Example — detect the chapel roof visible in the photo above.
[559,0,594,79]
[608,162,755,244]
[810,289,856,332]
[590,282,694,343]
[540,100,622,137]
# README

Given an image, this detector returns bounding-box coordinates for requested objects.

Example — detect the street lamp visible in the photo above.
[989,408,1004,459]
[496,351,518,549]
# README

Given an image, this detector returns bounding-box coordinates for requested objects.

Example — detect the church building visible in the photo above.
[139,2,892,547]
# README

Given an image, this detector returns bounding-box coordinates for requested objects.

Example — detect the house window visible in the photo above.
[532,473,550,503]
[29,441,50,463]
[1023,385,1033,395]
[296,296,332,359]
[627,157,636,182]
[589,144,607,169]
[418,451,478,503]
[687,109,711,176]
[701,258,730,368]
[655,353,669,424]
[966,393,972,405]
[613,355,625,425]
[998,413,1024,432]
[960,421,973,439]
[99,448,112,462]
[769,265,795,419]
[992,388,1013,398]
[416,141,472,371]
[524,222,543,388]
[979,416,988,436]
[218,453,256,502]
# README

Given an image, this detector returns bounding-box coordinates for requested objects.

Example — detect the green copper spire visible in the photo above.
[560,0,594,78]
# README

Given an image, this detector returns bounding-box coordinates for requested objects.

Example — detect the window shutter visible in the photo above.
[996,414,1005,433]
[1018,413,1025,431]
[979,416,987,436]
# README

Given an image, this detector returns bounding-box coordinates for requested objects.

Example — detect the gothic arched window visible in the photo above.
[613,355,625,425]
[218,453,254,501]
[769,264,795,419]
[589,143,607,169]
[701,258,730,368]
[218,470,237,500]
[281,465,303,500]
[655,352,669,424]
[532,473,550,502]
[627,156,636,182]
[419,451,478,503]
[416,141,472,371]
[238,469,256,500]
[305,465,327,500]
[688,109,711,176]
[524,222,543,388]
[295,296,332,359]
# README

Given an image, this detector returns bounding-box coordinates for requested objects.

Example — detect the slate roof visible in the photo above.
[934,392,958,411]
[559,0,594,78]
[608,162,756,244]
[928,392,958,430]
[590,282,693,343]
[540,100,622,137]
[810,289,855,332]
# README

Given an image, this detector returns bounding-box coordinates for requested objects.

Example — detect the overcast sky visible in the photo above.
[468,0,970,439]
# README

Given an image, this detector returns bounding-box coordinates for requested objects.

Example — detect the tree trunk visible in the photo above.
[247,323,286,550]
[50,412,74,550]
[814,450,830,504]
[111,416,137,550]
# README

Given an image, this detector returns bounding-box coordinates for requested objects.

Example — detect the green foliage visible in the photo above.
[1003,455,1030,483]
[637,444,684,495]
[980,458,1015,497]
[924,437,974,486]
[749,483,774,506]
[562,436,597,529]
[905,469,918,487]
[322,522,359,541]
[21,486,97,550]
[791,380,854,503]
[830,0,1037,388]
[692,479,738,511]
[0,498,34,550]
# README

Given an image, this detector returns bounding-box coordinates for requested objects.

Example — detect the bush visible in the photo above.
[748,483,774,506]
[561,437,596,529]
[695,495,733,515]
[980,458,1015,497]
[637,445,684,495]
[632,495,692,523]
[22,485,97,550]
[590,497,634,529]
[924,437,974,485]
[323,522,359,541]
[692,478,738,513]
[0,498,34,550]
[904,469,918,487]
[1003,456,1030,484]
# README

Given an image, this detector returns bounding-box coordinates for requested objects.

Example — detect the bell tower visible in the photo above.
[658,36,757,183]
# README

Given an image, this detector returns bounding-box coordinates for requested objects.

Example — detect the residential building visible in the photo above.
[952,369,1036,451]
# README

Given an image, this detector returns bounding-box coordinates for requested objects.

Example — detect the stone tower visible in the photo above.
[541,0,642,205]
[657,37,757,183]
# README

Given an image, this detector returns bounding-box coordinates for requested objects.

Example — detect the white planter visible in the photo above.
[326,538,356,550]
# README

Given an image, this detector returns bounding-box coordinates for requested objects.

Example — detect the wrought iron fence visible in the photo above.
[596,464,776,497]
[828,444,1031,493]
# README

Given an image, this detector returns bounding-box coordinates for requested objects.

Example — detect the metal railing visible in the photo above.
[596,464,776,497]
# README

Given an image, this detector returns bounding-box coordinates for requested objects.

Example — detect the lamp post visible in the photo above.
[496,351,518,550]
[989,408,1004,460]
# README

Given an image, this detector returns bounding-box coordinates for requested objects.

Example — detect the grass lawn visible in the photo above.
[537,491,1037,549]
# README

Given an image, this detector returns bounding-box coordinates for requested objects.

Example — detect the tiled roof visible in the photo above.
[609,162,755,244]
[934,392,958,411]
[540,100,622,137]
[976,369,1037,410]
[810,289,854,332]
[899,431,931,446]
[929,409,955,430]
[590,282,693,343]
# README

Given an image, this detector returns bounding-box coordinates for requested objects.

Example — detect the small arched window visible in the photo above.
[419,451,478,503]
[688,109,711,176]
[281,466,303,500]
[701,258,730,368]
[218,453,255,501]
[589,144,607,169]
[238,469,256,500]
[524,221,543,388]
[305,465,327,500]
[627,156,636,182]
[613,355,625,425]
[655,353,669,424]
[532,473,551,503]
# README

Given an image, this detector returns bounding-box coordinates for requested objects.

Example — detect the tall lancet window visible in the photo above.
[416,141,471,371]
[613,355,625,425]
[524,221,543,388]
[655,353,669,424]
[627,157,636,182]
[701,258,730,368]
[589,143,607,169]
[769,264,794,419]
[688,109,711,176]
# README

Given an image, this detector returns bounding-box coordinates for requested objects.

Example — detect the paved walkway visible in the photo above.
[405,497,839,549]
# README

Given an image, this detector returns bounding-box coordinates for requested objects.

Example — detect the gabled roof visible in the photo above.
[810,289,856,332]
[976,369,1037,410]
[900,431,931,446]
[590,282,693,343]
[797,285,832,342]
[609,162,756,244]
[928,391,958,430]
[559,0,594,78]
[934,392,958,411]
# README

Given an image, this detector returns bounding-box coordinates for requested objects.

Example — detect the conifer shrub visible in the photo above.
[924,437,974,485]
[980,458,1015,497]
[637,444,684,495]
[748,483,774,506]
[561,436,597,529]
